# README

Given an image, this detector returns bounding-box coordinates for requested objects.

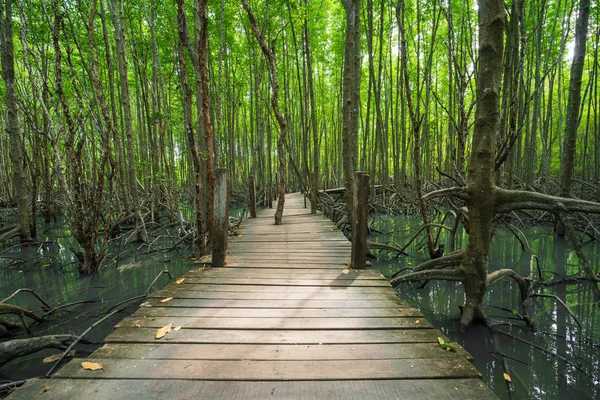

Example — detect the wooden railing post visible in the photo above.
[351,171,370,269]
[249,175,257,218]
[310,172,317,214]
[212,168,229,267]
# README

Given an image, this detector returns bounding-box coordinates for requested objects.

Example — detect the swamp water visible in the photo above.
[370,213,600,399]
[0,206,250,383]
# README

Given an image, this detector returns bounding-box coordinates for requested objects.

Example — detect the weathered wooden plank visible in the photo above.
[160,284,397,294]
[8,378,497,400]
[93,342,470,361]
[104,327,442,344]
[131,307,421,319]
[55,358,480,381]
[183,278,392,287]
[205,263,349,269]
[140,298,403,309]
[117,316,431,330]
[150,289,398,300]
[185,269,383,280]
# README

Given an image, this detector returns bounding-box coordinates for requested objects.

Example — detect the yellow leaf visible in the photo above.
[42,264,51,267]
[503,373,512,382]
[81,362,104,371]
[135,320,141,328]
[172,326,182,332]
[43,351,75,364]
[155,322,173,339]
[454,387,459,391]
[190,257,197,261]
[238,234,243,238]
[43,386,50,393]
[415,319,420,324]
[342,269,350,275]
[176,278,185,284]
[159,297,173,303]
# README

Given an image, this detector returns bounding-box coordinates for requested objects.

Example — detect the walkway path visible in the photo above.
[9,193,496,399]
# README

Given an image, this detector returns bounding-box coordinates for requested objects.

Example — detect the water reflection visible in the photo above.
[370,213,600,400]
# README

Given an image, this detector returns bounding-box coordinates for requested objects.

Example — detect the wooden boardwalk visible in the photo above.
[9,193,496,399]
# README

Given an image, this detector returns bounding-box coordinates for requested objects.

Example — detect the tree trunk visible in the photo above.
[242,0,287,225]
[341,0,361,227]
[560,0,590,197]
[0,0,30,243]
[459,0,505,327]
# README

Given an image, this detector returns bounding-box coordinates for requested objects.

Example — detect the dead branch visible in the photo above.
[0,334,75,367]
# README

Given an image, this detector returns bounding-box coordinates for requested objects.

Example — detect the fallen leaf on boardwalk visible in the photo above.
[342,269,350,275]
[173,326,182,332]
[43,351,75,364]
[43,386,50,393]
[415,319,420,324]
[135,320,141,328]
[237,234,243,238]
[437,337,456,351]
[155,322,173,339]
[176,278,185,284]
[159,297,173,303]
[503,373,512,382]
[81,362,104,371]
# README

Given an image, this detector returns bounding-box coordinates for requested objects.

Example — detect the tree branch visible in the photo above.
[390,267,464,288]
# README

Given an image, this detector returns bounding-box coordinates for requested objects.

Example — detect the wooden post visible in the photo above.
[212,168,229,267]
[310,172,317,214]
[351,171,370,269]
[249,175,257,218]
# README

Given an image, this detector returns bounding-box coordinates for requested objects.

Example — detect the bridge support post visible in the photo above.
[351,171,370,269]
[311,172,317,214]
[249,175,257,218]
[212,168,229,267]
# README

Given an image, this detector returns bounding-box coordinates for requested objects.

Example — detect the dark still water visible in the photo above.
[369,213,600,400]
[0,206,250,382]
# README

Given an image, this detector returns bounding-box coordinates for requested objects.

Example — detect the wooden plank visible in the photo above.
[183,278,392,287]
[131,307,422,319]
[150,289,399,300]
[93,342,470,361]
[8,378,497,400]
[185,269,383,280]
[104,327,443,344]
[160,284,398,294]
[55,358,481,381]
[117,316,431,330]
[140,298,404,309]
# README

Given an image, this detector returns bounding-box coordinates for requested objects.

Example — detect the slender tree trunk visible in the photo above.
[0,0,30,242]
[341,0,361,226]
[177,0,204,253]
[560,0,590,198]
[242,0,287,225]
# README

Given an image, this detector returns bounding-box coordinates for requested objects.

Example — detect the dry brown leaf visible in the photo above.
[43,351,75,364]
[159,297,174,303]
[81,361,104,371]
[503,373,512,382]
[135,320,141,328]
[43,386,50,393]
[176,278,185,284]
[415,319,421,324]
[342,269,350,275]
[155,322,173,339]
